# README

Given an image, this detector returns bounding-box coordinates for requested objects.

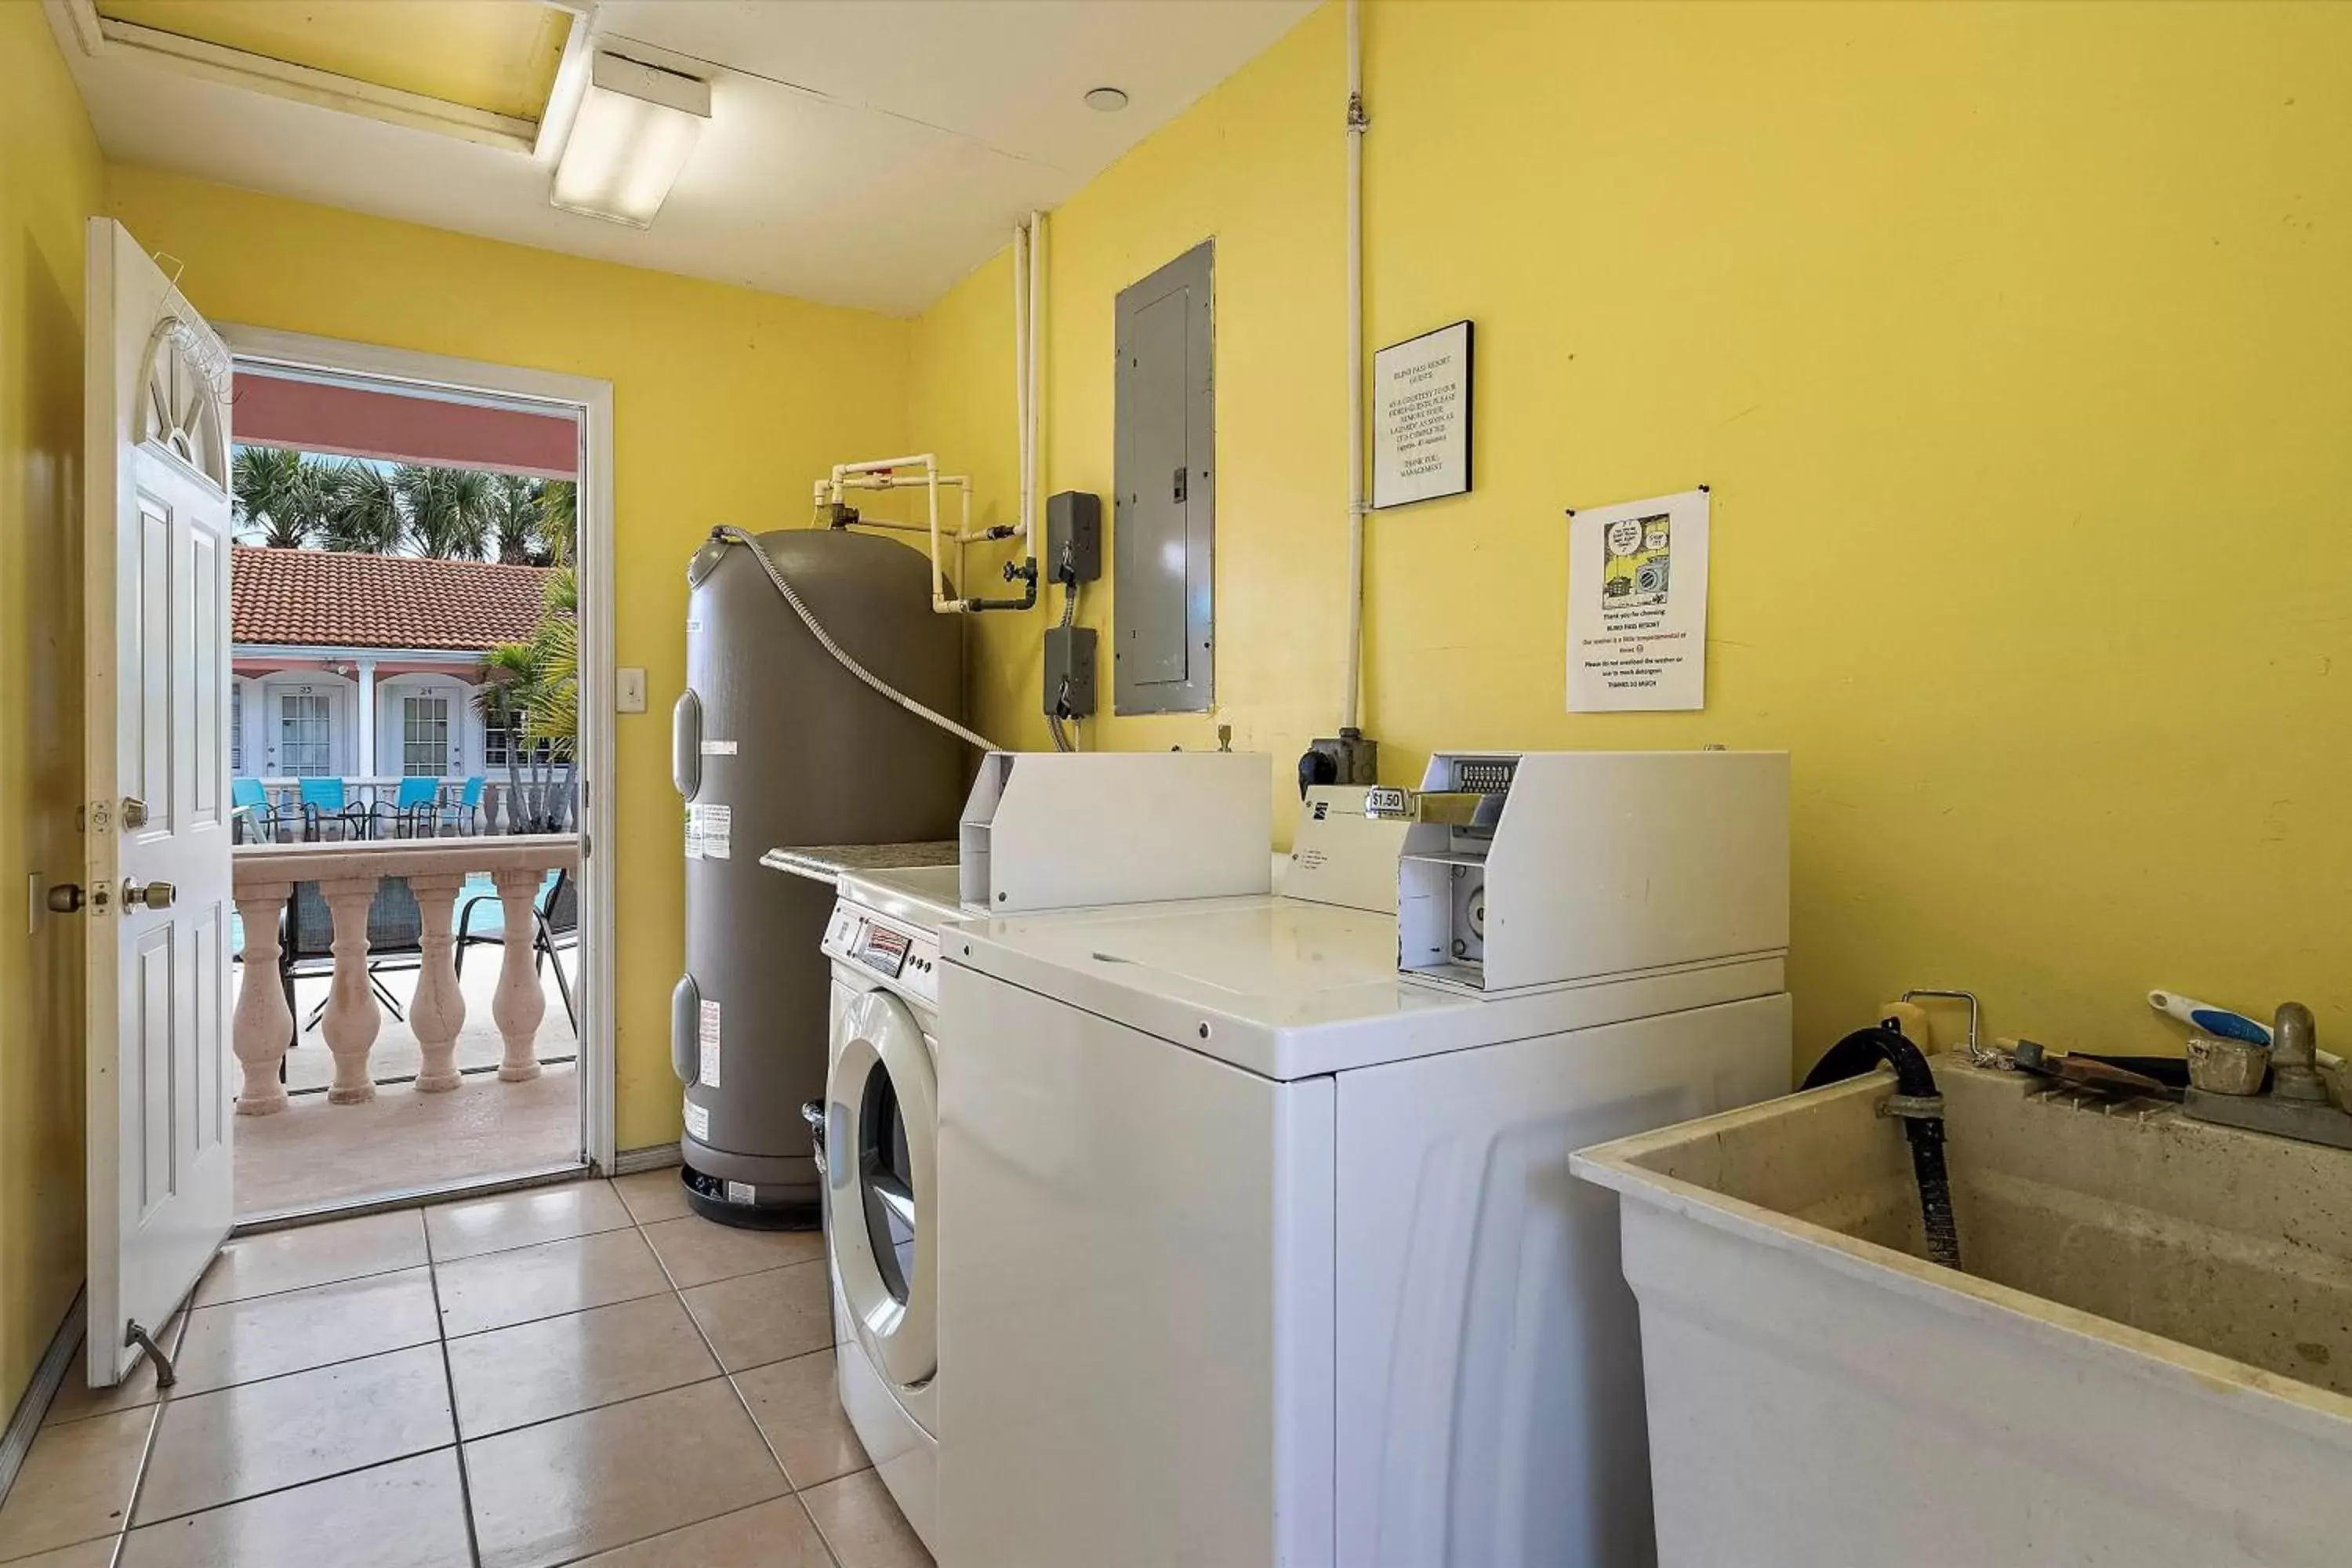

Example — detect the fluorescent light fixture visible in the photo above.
[551,50,710,229]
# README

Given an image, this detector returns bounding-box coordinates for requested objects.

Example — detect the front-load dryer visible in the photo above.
[819,864,960,1555]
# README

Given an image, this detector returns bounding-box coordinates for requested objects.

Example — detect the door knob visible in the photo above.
[122,880,176,911]
[45,884,84,914]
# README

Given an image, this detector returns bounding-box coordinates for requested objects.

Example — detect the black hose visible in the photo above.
[1803,1023,1963,1272]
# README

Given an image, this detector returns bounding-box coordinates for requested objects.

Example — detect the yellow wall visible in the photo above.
[107,167,915,1151]
[0,5,105,1417]
[912,0,2352,1065]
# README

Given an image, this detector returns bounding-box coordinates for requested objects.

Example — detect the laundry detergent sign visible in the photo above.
[1566,488,1710,712]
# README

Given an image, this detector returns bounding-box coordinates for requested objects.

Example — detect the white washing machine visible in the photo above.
[818,863,962,1555]
[934,751,1795,1568]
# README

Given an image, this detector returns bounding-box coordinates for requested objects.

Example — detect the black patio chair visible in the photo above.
[453,868,576,1032]
[278,877,425,1037]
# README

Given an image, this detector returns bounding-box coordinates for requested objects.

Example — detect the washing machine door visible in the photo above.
[826,988,936,1389]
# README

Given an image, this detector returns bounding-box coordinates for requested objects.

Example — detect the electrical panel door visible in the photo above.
[1113,241,1214,714]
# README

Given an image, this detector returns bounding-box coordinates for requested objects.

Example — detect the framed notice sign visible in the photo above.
[1372,319,1473,509]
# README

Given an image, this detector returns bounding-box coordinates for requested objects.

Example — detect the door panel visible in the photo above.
[85,218,236,1387]
[137,498,172,829]
[191,532,221,824]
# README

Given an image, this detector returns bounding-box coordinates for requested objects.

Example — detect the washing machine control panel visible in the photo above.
[822,902,942,1008]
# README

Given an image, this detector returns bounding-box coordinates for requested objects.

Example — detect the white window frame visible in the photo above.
[220,323,619,1177]
[401,692,452,776]
[229,681,242,774]
[278,690,333,777]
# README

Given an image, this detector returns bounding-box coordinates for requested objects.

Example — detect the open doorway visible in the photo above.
[217,339,614,1221]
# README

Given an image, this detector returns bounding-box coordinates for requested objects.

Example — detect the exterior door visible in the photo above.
[82,219,237,1386]
[826,989,937,1389]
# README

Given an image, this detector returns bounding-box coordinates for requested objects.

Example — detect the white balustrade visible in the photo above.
[242,775,575,839]
[229,834,579,1114]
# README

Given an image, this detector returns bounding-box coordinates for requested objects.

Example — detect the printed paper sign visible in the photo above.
[699,739,738,756]
[684,1099,710,1141]
[701,803,731,862]
[684,804,703,861]
[1566,488,1711,712]
[698,998,723,1087]
[725,1180,757,1206]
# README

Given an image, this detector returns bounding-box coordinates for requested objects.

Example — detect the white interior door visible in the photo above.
[83,218,237,1387]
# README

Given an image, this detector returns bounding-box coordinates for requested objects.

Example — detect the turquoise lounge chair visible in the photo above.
[296,777,369,841]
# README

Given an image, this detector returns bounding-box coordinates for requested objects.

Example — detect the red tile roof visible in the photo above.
[232,546,555,652]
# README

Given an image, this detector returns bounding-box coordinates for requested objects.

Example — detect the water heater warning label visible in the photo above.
[684,803,733,861]
[684,1099,709,1141]
[699,999,723,1087]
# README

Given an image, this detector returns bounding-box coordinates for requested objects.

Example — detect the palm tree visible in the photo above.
[537,479,576,568]
[473,568,579,831]
[321,461,405,554]
[488,474,547,565]
[231,445,320,547]
[397,463,495,560]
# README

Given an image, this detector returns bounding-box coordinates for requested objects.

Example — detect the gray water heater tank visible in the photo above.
[672,528,965,1226]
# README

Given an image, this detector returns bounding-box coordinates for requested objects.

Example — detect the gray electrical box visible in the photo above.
[1044,624,1097,719]
[1046,490,1102,583]
[1113,240,1214,715]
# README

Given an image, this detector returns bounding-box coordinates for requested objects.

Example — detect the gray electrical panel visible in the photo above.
[1113,240,1214,714]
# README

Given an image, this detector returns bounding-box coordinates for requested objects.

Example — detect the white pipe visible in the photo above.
[1013,217,1031,586]
[1341,0,1367,732]
[836,454,935,478]
[1026,209,1044,564]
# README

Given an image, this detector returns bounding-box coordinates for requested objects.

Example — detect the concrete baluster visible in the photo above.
[407,873,469,1092]
[320,876,383,1104]
[490,866,547,1082]
[232,880,295,1116]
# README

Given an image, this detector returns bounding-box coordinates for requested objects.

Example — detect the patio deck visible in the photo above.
[236,959,581,1219]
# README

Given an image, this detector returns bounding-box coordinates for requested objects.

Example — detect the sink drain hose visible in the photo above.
[1802,1024,1962,1272]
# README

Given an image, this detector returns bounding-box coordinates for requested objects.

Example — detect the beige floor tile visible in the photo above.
[133,1345,454,1525]
[678,1260,833,1373]
[572,1495,833,1566]
[801,1469,933,1568]
[118,1450,472,1568]
[172,1267,439,1396]
[434,1228,670,1338]
[608,1167,691,1225]
[733,1351,869,1488]
[446,1293,719,1439]
[0,1406,153,1560]
[0,1540,121,1568]
[426,1178,630,1262]
[193,1210,427,1306]
[639,1215,823,1290]
[463,1379,789,1568]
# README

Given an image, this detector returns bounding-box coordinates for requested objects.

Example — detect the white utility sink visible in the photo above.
[1573,1055,2352,1568]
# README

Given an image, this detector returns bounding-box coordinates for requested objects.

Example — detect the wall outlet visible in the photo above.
[615,668,648,713]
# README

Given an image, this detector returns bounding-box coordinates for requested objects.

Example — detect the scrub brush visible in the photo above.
[2147,990,2272,1045]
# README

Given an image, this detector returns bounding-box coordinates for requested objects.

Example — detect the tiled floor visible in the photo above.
[0,1174,932,1568]
[236,964,580,1218]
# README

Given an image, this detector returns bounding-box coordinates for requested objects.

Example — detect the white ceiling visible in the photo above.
[57,0,1317,318]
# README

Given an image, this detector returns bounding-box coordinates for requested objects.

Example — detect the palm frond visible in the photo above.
[321,461,405,554]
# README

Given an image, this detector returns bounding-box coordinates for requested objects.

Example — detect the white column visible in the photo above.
[355,659,377,780]
[407,873,468,1091]
[232,881,294,1115]
[490,867,547,1082]
[320,876,382,1103]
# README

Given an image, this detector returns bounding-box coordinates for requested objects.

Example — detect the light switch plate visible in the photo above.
[615,667,648,713]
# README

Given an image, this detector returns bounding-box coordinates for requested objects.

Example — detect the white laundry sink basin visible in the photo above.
[1572,1055,2352,1568]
